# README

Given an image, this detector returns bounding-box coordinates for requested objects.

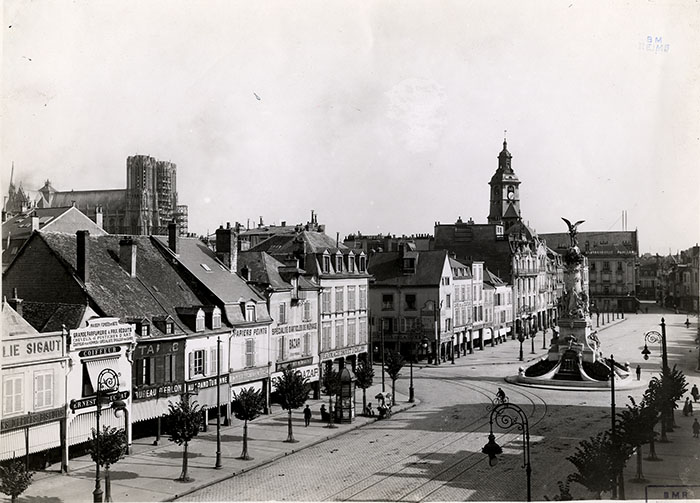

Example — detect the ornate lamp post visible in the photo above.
[215,335,222,469]
[93,368,122,503]
[641,319,670,442]
[482,402,532,502]
[517,306,532,361]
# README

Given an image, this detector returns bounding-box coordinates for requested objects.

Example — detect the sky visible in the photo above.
[2,0,699,255]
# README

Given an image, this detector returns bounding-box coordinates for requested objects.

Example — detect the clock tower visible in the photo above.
[487,137,522,231]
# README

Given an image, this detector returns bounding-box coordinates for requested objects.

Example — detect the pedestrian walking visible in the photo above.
[636,365,641,381]
[691,384,699,403]
[693,418,700,438]
[303,404,312,426]
[683,397,692,417]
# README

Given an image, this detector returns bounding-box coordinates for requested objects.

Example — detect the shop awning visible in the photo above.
[0,422,62,461]
[84,357,124,391]
[131,398,176,423]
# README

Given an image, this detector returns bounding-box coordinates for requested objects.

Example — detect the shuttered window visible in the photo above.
[3,375,23,415]
[245,339,255,368]
[34,370,54,409]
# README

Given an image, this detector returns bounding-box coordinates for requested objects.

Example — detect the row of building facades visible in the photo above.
[638,246,700,314]
[3,138,676,471]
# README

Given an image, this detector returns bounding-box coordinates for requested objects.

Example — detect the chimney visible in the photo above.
[31,215,40,232]
[8,288,23,317]
[95,206,103,229]
[216,224,238,273]
[119,237,137,278]
[168,221,179,254]
[76,230,90,282]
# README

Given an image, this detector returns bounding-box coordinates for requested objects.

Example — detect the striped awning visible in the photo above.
[131,398,177,423]
[67,410,126,446]
[84,357,125,390]
[0,422,62,461]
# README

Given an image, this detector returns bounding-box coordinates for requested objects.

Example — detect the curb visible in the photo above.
[166,399,419,501]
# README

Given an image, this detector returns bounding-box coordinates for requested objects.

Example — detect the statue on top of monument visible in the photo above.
[561,217,585,248]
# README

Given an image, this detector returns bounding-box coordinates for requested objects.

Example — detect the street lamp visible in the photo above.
[215,335,222,469]
[482,402,532,502]
[93,368,123,503]
[641,319,670,442]
[517,306,532,362]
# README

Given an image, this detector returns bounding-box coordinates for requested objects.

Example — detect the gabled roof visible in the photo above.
[484,268,506,287]
[2,206,105,242]
[46,189,127,211]
[21,302,90,332]
[250,231,350,255]
[368,250,449,286]
[35,233,208,336]
[238,251,291,291]
[449,257,473,278]
[152,236,269,325]
[2,300,41,338]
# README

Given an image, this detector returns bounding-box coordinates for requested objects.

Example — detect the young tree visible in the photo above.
[0,460,33,503]
[322,367,342,428]
[232,387,267,460]
[647,365,688,441]
[354,360,375,415]
[567,430,631,499]
[617,397,657,481]
[273,365,311,443]
[165,396,203,482]
[384,350,405,405]
[88,426,127,502]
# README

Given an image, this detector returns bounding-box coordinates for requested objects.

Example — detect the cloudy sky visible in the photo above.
[2,1,698,254]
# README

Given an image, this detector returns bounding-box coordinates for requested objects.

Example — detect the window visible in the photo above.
[403,258,416,273]
[209,347,219,376]
[323,255,331,273]
[137,357,156,385]
[245,305,256,322]
[164,354,176,382]
[195,309,205,332]
[347,286,356,310]
[336,255,343,272]
[335,288,344,312]
[347,319,356,345]
[322,291,331,314]
[138,322,150,337]
[359,256,366,272]
[335,320,345,347]
[166,321,174,334]
[3,375,23,415]
[303,302,312,321]
[278,303,287,324]
[245,339,255,367]
[277,336,285,361]
[445,318,452,331]
[190,350,206,377]
[304,332,311,355]
[348,256,355,273]
[359,286,367,309]
[212,307,222,329]
[359,318,367,344]
[405,294,417,310]
[446,294,451,308]
[382,294,394,310]
[322,322,332,351]
[34,371,53,409]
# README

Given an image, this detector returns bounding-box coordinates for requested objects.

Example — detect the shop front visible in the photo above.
[270,358,320,402]
[320,343,368,375]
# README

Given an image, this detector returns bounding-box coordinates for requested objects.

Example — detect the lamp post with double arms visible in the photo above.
[482,401,532,502]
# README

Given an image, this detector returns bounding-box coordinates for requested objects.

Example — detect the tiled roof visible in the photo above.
[2,300,40,338]
[21,301,88,332]
[449,257,473,278]
[250,231,350,255]
[39,233,207,336]
[368,250,449,286]
[152,236,269,325]
[3,207,73,241]
[48,189,127,211]
[238,251,290,291]
[484,269,506,287]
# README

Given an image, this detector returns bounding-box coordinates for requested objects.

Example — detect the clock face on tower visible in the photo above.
[507,186,515,200]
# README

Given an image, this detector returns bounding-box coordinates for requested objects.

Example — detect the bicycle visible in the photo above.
[495,394,509,405]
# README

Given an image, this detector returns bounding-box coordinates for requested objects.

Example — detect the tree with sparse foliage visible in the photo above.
[544,479,574,501]
[354,360,375,415]
[0,460,34,503]
[646,365,687,441]
[165,396,203,482]
[384,350,405,405]
[617,397,657,480]
[322,367,342,428]
[88,426,127,502]
[567,430,631,499]
[273,365,311,443]
[232,387,267,460]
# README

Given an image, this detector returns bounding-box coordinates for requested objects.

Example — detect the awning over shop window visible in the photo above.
[67,410,125,446]
[84,357,124,391]
[131,398,177,423]
[231,381,263,401]
[0,422,62,461]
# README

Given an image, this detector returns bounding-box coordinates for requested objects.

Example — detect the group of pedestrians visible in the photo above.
[688,384,699,439]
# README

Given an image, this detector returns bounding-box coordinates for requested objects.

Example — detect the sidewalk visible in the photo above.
[11,382,416,503]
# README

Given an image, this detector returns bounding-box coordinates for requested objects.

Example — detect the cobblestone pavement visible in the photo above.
[179,312,700,502]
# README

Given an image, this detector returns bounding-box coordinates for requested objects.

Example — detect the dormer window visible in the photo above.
[403,258,416,274]
[347,253,355,273]
[245,304,256,322]
[165,321,174,334]
[322,253,331,273]
[212,307,222,329]
[335,253,343,272]
[195,308,205,332]
[130,318,151,337]
[359,255,367,272]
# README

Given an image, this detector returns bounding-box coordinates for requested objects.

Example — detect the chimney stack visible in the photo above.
[8,288,23,317]
[216,224,238,273]
[31,215,40,232]
[95,206,104,229]
[76,230,90,283]
[168,221,179,254]
[119,237,137,278]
